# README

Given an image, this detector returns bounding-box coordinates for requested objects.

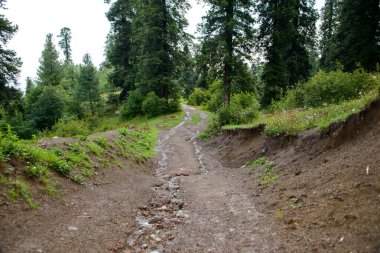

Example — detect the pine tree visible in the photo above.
[58,27,72,63]
[134,0,189,102]
[199,0,255,104]
[0,0,22,93]
[25,77,34,96]
[37,33,62,86]
[77,53,100,115]
[334,0,380,71]
[105,0,135,101]
[319,0,338,70]
[259,0,317,106]
[178,45,196,98]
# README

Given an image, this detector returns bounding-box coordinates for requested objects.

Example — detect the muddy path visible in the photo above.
[122,105,284,252]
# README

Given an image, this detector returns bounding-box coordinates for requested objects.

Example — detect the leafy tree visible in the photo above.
[0,0,22,100]
[77,53,100,115]
[334,0,380,71]
[319,0,339,70]
[199,0,255,104]
[58,27,72,63]
[37,33,62,86]
[258,0,317,106]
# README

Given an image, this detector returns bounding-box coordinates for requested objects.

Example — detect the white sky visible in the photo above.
[4,0,324,90]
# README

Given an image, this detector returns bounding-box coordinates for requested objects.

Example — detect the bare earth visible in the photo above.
[1,102,380,253]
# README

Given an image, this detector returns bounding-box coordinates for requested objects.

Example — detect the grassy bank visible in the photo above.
[0,111,185,208]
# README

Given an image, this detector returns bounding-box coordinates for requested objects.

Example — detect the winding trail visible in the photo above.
[123,105,280,252]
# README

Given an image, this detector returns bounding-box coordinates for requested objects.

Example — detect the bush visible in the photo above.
[205,81,224,112]
[142,92,166,118]
[120,90,144,119]
[280,69,378,109]
[217,104,243,125]
[50,118,90,137]
[188,88,210,106]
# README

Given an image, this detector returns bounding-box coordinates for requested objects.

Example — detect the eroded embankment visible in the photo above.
[206,99,380,252]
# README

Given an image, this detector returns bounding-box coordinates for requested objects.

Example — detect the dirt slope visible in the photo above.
[206,99,380,252]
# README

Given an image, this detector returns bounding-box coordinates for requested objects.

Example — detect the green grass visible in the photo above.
[186,111,202,126]
[224,91,378,136]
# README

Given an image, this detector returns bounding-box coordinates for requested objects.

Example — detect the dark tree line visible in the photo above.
[0,0,379,138]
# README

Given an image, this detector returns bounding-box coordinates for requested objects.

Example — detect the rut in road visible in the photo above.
[123,105,283,253]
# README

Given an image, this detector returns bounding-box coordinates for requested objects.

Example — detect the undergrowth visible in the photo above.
[224,90,378,136]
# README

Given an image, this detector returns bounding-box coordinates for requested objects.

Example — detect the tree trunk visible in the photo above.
[223,0,234,105]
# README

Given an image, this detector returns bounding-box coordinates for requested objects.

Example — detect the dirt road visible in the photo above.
[122,105,286,252]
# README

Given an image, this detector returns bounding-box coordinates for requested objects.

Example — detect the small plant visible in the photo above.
[92,136,109,149]
[26,163,49,178]
[8,180,38,209]
[252,158,279,185]
[85,141,104,157]
[245,156,268,169]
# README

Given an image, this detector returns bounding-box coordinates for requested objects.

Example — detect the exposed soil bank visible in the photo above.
[206,99,380,252]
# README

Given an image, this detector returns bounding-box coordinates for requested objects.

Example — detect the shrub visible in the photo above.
[120,90,144,119]
[142,92,166,118]
[217,104,243,125]
[280,69,378,109]
[205,81,224,112]
[188,88,210,106]
[50,118,90,137]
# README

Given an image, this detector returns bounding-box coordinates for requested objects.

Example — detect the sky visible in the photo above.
[4,0,325,90]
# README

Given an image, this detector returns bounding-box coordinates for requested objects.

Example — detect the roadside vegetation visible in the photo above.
[0,112,184,208]
[193,70,380,137]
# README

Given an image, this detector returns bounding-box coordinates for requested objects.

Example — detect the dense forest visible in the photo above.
[0,0,379,139]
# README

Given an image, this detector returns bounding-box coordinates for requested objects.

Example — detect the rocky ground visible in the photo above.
[1,102,379,253]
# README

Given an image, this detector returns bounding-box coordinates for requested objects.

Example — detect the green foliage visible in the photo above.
[121,90,144,119]
[26,86,65,132]
[85,141,104,157]
[77,53,100,115]
[8,180,38,209]
[58,27,72,63]
[188,88,210,106]
[117,127,158,163]
[26,163,49,178]
[142,92,165,118]
[50,118,90,137]
[334,0,380,72]
[259,0,318,106]
[253,159,278,185]
[245,157,268,169]
[224,90,378,135]
[199,0,256,104]
[276,69,378,109]
[37,33,62,86]
[0,2,22,90]
[186,111,202,126]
